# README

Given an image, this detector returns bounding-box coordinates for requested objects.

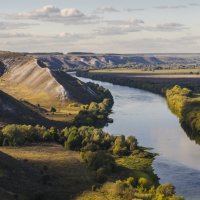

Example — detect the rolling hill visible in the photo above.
[0,52,98,109]
[31,52,200,70]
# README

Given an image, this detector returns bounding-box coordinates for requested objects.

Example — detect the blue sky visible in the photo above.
[0,0,199,53]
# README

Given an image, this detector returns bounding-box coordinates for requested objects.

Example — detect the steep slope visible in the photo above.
[0,90,50,126]
[0,55,98,109]
[0,144,95,200]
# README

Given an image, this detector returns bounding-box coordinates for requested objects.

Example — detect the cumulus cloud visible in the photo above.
[7,5,97,25]
[95,7,119,14]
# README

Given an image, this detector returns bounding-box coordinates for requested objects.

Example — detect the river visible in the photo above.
[76,75,200,200]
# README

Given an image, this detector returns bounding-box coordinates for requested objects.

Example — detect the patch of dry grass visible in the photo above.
[91,68,200,77]
[0,144,95,200]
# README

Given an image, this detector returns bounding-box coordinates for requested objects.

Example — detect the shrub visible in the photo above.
[138,177,151,188]
[50,107,56,113]
[2,125,26,146]
[156,183,175,197]
[64,132,82,150]
[126,177,136,186]
[0,132,4,146]
[112,135,128,156]
[126,136,138,151]
[81,151,116,173]
[95,167,107,183]
[83,143,99,151]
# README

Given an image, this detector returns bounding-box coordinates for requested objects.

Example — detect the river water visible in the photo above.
[77,76,200,200]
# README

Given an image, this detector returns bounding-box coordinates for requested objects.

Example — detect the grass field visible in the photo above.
[91,68,200,75]
[77,69,200,95]
[0,144,95,200]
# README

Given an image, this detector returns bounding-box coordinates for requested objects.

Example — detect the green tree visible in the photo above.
[112,135,128,156]
[50,107,57,114]
[156,183,175,197]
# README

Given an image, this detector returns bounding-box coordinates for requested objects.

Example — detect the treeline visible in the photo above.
[77,71,200,95]
[166,85,200,135]
[0,125,136,154]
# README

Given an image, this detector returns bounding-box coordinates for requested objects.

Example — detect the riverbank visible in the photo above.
[77,70,200,140]
[76,70,200,95]
[166,85,200,138]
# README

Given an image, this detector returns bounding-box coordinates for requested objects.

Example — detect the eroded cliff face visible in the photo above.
[0,52,98,107]
[34,53,200,70]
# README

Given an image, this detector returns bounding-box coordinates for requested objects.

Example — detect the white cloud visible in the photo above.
[7,5,97,25]
[60,8,84,17]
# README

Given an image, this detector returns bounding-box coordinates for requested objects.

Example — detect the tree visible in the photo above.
[2,125,26,146]
[138,177,151,188]
[112,135,128,156]
[64,132,82,150]
[50,107,56,114]
[127,136,138,151]
[156,183,175,197]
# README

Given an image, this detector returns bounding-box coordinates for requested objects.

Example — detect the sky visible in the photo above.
[0,0,200,53]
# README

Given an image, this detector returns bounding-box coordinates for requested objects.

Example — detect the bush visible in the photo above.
[126,136,138,151]
[2,125,26,146]
[81,151,116,173]
[64,132,82,150]
[0,132,4,146]
[112,135,128,156]
[138,177,151,188]
[156,183,175,197]
[126,177,136,186]
[95,167,107,183]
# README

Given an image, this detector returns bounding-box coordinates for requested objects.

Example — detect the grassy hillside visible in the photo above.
[0,53,117,127]
[0,144,95,200]
[0,58,98,107]
[0,90,51,126]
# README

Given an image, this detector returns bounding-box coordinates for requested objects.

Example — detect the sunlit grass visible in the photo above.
[91,68,200,75]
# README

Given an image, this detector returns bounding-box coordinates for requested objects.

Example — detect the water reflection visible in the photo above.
[77,76,200,199]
